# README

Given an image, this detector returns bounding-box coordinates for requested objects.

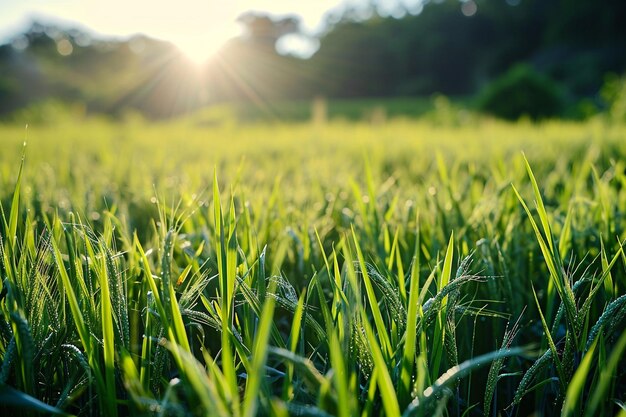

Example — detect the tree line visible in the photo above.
[1,0,625,119]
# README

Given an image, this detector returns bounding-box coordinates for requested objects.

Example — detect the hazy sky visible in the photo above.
[0,0,374,61]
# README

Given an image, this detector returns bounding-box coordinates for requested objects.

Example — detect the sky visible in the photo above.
[0,0,371,62]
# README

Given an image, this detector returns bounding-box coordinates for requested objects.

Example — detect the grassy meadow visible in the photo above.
[0,114,625,416]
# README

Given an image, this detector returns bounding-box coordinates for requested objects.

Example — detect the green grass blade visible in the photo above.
[133,234,170,330]
[166,341,231,417]
[97,247,118,417]
[282,290,306,400]
[168,273,191,353]
[431,232,454,381]
[0,383,72,416]
[522,153,554,253]
[360,307,401,417]
[213,171,239,415]
[242,279,276,417]
[558,207,572,262]
[439,232,454,292]
[0,144,25,295]
[351,227,393,360]
[268,347,326,393]
[562,338,597,417]
[399,213,420,405]
[50,224,90,353]
[403,347,526,416]
[584,330,626,417]
[531,284,566,393]
[600,239,615,299]
[512,183,577,332]
[329,328,353,417]
[162,231,191,353]
[5,143,25,252]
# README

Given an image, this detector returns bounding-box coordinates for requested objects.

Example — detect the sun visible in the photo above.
[174,34,222,66]
[172,27,240,66]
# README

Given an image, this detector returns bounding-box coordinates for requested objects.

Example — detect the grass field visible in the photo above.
[0,115,625,416]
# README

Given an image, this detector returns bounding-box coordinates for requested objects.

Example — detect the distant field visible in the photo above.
[222,96,441,123]
[4,95,457,125]
[0,117,624,416]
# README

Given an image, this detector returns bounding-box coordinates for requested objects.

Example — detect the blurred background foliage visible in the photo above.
[1,0,626,121]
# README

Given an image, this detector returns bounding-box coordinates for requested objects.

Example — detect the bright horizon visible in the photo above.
[0,0,370,63]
